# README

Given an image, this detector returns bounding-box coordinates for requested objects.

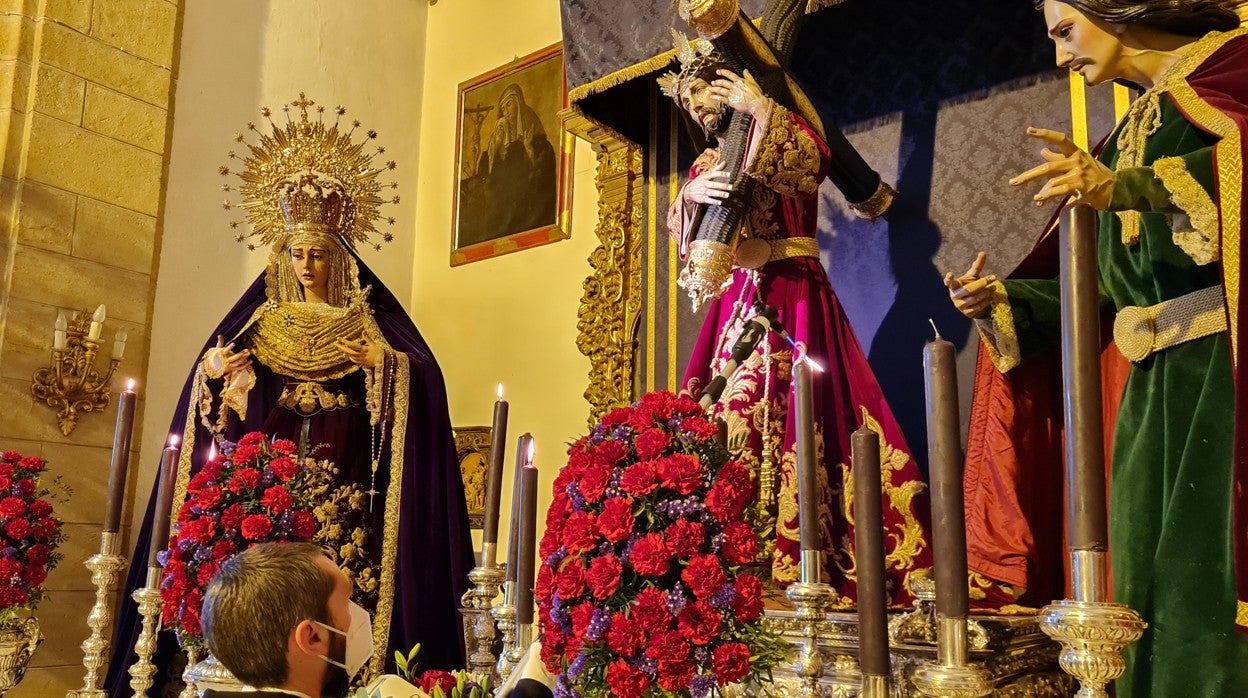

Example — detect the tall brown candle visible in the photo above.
[924,331,968,619]
[147,435,181,569]
[506,433,534,594]
[1060,204,1108,551]
[793,357,820,558]
[515,443,538,626]
[852,426,889,677]
[104,379,137,533]
[482,383,509,567]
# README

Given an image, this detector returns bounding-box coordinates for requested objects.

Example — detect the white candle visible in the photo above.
[88,304,106,341]
[53,312,67,351]
[111,328,128,361]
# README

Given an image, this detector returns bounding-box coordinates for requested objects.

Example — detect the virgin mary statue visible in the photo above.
[105,96,474,694]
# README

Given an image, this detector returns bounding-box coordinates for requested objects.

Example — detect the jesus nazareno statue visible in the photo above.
[104,95,474,696]
[661,29,935,604]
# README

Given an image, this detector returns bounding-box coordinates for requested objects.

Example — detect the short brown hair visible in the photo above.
[201,542,337,687]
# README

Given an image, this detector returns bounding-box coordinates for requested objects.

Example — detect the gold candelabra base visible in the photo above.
[459,563,505,681]
[491,601,521,683]
[126,567,163,697]
[1038,600,1146,698]
[785,578,839,698]
[67,532,128,698]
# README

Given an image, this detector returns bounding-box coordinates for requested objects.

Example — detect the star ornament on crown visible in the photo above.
[219,93,400,252]
[657,30,723,101]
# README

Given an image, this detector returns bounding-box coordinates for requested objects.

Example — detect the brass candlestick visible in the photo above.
[67,532,129,698]
[459,562,506,680]
[784,549,837,698]
[1039,550,1146,698]
[912,616,992,697]
[127,567,164,697]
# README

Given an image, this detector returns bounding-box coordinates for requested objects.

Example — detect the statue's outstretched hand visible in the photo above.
[214,334,252,373]
[1010,127,1114,209]
[944,252,997,319]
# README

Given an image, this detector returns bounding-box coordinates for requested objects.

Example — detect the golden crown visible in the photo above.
[657,30,723,100]
[220,93,398,251]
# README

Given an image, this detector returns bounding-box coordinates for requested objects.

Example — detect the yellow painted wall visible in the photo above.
[411,0,598,558]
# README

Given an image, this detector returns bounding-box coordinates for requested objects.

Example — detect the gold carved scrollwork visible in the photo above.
[565,107,645,426]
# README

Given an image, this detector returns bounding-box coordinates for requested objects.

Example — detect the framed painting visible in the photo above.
[453,425,492,529]
[451,43,574,266]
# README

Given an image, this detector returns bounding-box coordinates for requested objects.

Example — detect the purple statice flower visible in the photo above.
[695,646,711,664]
[567,650,590,680]
[658,496,705,519]
[631,655,658,676]
[550,593,572,633]
[156,549,170,568]
[690,673,717,698]
[545,549,567,569]
[259,472,275,488]
[709,531,725,554]
[612,425,631,441]
[597,541,615,557]
[1,547,15,560]
[193,545,214,562]
[568,486,586,512]
[667,416,683,430]
[665,584,688,615]
[586,607,611,642]
[621,532,643,564]
[710,582,737,609]
[554,674,583,698]
[589,431,606,445]
[178,537,196,553]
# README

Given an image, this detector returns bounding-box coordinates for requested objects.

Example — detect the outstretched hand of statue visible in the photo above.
[213,334,252,374]
[944,252,998,319]
[1010,127,1115,209]
[709,68,768,118]
[336,335,384,369]
[683,161,733,207]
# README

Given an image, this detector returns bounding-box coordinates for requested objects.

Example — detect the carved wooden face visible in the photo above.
[289,244,332,301]
[681,76,728,138]
[1043,0,1126,86]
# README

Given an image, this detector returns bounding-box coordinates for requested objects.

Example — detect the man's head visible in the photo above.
[202,542,353,697]
[659,33,730,143]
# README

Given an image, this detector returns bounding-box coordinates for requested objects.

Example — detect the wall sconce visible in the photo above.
[31,305,128,436]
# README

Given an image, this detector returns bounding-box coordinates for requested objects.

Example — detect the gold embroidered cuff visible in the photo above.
[974,281,1021,373]
[1154,156,1220,265]
[848,179,897,221]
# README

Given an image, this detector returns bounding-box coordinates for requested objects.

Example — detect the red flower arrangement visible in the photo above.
[0,451,65,621]
[159,432,329,649]
[536,391,788,698]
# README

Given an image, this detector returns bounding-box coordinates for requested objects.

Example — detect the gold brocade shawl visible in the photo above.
[244,298,374,383]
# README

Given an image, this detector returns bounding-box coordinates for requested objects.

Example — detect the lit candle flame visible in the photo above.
[126,378,136,392]
[525,438,536,467]
[168,434,180,448]
[497,382,504,399]
[209,441,216,461]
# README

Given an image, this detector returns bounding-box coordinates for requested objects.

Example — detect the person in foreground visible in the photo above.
[946,1,1248,694]
[201,542,371,698]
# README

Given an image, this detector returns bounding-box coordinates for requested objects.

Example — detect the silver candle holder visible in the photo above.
[67,531,129,698]
[784,549,837,698]
[912,616,992,697]
[459,560,506,680]
[490,589,522,682]
[126,566,164,697]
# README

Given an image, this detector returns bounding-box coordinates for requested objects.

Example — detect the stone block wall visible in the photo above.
[0,0,180,694]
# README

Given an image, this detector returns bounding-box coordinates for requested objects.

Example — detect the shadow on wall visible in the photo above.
[792,0,1093,467]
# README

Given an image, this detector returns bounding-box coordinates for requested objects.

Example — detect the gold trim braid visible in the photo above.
[976,280,1022,373]
[1154,155,1220,265]
[370,354,409,675]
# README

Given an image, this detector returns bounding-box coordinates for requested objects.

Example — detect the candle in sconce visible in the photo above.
[482,383,509,568]
[104,379,138,533]
[923,322,969,620]
[505,432,534,602]
[88,304,106,342]
[515,439,538,626]
[53,312,67,351]
[111,328,128,361]
[147,435,181,569]
[793,355,820,564]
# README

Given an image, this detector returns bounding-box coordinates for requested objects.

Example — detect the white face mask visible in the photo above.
[315,601,374,679]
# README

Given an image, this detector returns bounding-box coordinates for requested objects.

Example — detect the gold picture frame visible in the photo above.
[453,425,492,529]
[451,43,574,266]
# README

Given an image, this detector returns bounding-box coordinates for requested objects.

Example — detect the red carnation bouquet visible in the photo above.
[536,391,788,698]
[159,432,330,649]
[0,451,65,622]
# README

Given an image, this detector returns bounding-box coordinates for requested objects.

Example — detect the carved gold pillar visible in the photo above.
[562,108,644,426]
